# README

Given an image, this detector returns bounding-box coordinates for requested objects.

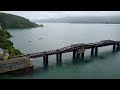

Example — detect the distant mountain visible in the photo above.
[0,12,40,29]
[38,16,120,24]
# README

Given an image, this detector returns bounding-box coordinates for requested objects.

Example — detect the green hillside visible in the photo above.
[0,12,40,29]
[0,28,22,58]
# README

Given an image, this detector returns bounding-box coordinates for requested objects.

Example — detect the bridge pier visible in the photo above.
[43,55,48,66]
[95,47,98,56]
[91,48,94,56]
[73,50,77,59]
[113,44,116,52]
[117,42,120,50]
[81,52,84,59]
[73,49,85,59]
[77,53,80,58]
[56,53,62,64]
[43,56,46,64]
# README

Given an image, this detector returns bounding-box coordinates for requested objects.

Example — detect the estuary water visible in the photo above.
[2,23,120,79]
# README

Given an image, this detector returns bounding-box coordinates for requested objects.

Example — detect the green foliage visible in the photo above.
[0,29,22,59]
[8,47,22,57]
[0,12,39,29]
[0,29,13,49]
[0,29,11,38]
[0,39,13,49]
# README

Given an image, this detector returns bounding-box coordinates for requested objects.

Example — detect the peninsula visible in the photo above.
[0,12,42,60]
[0,12,42,74]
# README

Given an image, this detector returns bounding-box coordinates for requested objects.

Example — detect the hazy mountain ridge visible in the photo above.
[37,16,120,23]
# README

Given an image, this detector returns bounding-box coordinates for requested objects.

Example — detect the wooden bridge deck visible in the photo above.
[25,40,120,58]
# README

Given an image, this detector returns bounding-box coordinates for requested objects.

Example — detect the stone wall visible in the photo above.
[0,57,31,73]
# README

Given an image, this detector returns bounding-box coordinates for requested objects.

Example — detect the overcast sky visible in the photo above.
[0,11,120,20]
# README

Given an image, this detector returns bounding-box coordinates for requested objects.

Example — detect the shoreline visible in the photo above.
[0,57,34,74]
[0,65,33,76]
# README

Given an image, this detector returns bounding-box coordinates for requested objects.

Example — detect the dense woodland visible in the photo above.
[0,12,39,29]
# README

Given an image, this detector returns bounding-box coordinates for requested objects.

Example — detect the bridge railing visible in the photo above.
[26,40,120,58]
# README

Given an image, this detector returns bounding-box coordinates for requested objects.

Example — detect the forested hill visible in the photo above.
[0,12,40,29]
[0,28,22,58]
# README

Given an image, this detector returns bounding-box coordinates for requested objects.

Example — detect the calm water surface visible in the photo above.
[2,23,120,79]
